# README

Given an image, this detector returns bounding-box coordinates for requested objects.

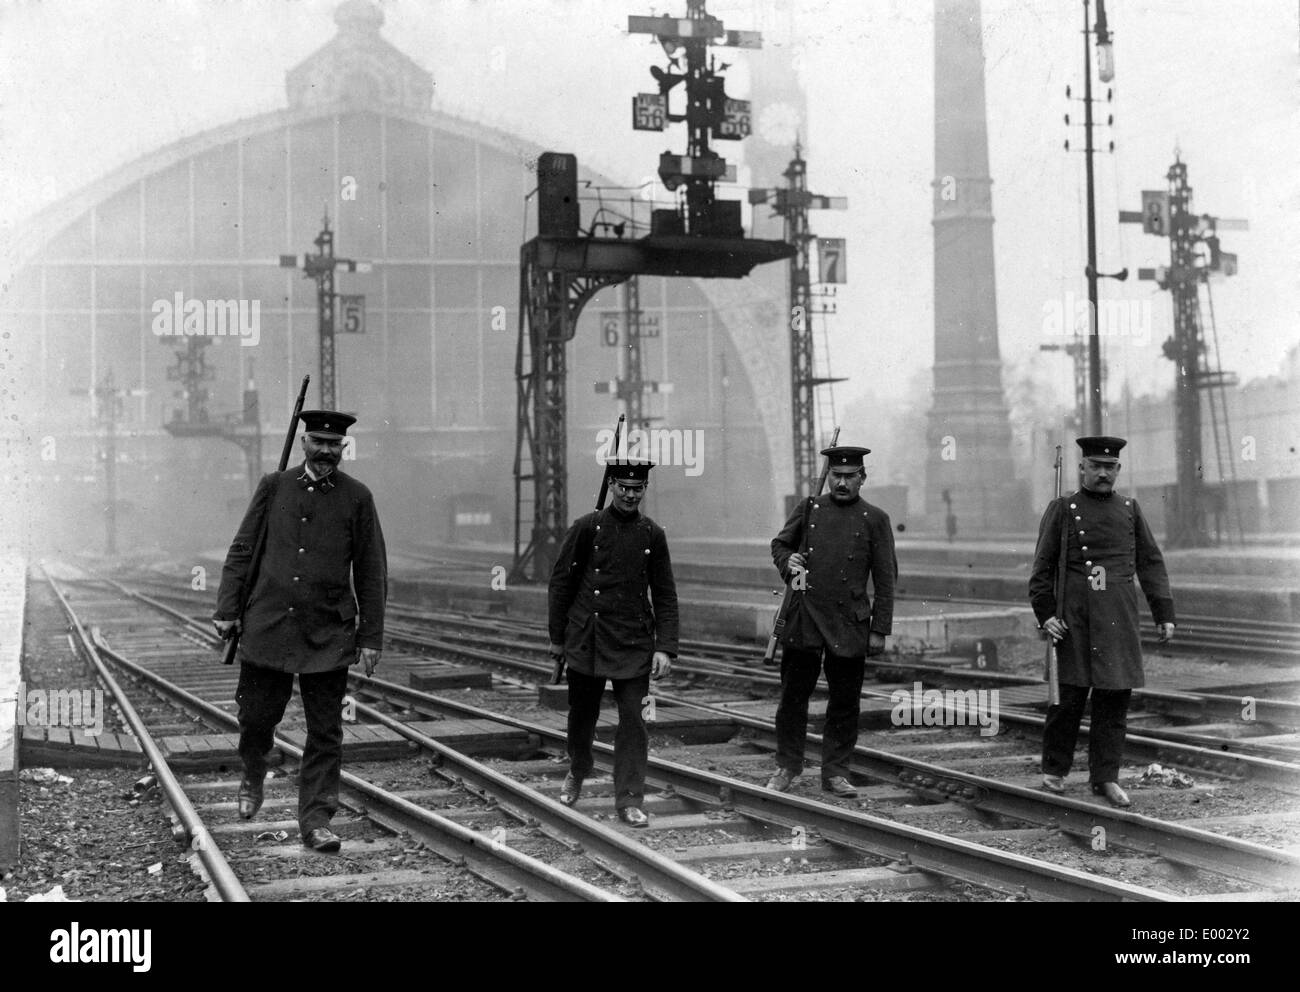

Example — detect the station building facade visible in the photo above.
[0,2,796,558]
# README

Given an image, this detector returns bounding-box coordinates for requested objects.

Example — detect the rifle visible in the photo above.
[551,413,626,684]
[219,374,311,666]
[763,426,841,667]
[1044,444,1064,705]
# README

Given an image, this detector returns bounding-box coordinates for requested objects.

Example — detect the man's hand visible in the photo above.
[1156,622,1175,644]
[867,632,886,657]
[212,618,240,640]
[786,553,807,574]
[549,642,565,658]
[1042,616,1069,643]
[651,651,672,680]
[359,647,381,677]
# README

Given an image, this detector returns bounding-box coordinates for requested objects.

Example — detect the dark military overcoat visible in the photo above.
[1029,488,1174,689]
[548,507,679,680]
[771,494,897,657]
[216,464,387,674]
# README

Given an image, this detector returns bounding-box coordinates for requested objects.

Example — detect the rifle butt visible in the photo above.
[762,625,782,667]
[1044,640,1060,705]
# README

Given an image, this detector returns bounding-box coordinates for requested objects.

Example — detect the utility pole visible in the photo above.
[102,378,118,556]
[749,141,847,505]
[624,277,648,432]
[1071,0,1126,435]
[240,363,263,496]
[1039,334,1089,433]
[1120,155,1245,548]
[280,213,371,410]
[595,279,672,435]
[72,372,144,555]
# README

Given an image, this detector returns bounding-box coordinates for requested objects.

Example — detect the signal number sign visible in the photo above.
[600,311,661,344]
[601,312,621,346]
[633,93,667,132]
[339,294,366,333]
[716,99,752,140]
[817,239,846,284]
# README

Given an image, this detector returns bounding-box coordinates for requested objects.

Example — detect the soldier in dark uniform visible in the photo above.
[1029,436,1175,807]
[766,445,897,798]
[213,410,387,851]
[547,458,678,827]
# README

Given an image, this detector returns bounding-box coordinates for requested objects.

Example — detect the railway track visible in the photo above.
[124,553,1300,663]
[38,565,739,902]
[393,545,1300,661]
[106,572,1300,782]
[374,618,1300,897]
[378,605,1300,788]
[41,565,1268,902]
[58,565,1300,900]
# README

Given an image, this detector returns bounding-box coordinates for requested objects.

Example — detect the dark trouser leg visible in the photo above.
[775,646,824,774]
[236,663,294,780]
[1086,688,1132,784]
[297,667,350,833]
[610,673,651,810]
[1041,683,1091,777]
[820,652,866,780]
[566,669,606,781]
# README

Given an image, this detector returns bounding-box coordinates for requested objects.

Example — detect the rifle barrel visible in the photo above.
[596,414,626,511]
[1045,443,1064,704]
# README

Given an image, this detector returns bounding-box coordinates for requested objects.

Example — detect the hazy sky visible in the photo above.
[1,0,1296,410]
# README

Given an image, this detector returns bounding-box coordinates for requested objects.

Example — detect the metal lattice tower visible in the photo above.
[1125,154,1245,547]
[1165,158,1209,547]
[785,148,817,497]
[279,213,371,410]
[622,276,650,432]
[510,1,792,582]
[750,142,847,502]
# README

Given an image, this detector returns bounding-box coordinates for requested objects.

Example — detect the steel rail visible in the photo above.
[345,674,1177,901]
[1133,686,1300,730]
[81,627,621,902]
[41,566,251,903]
[390,550,1300,648]
[89,576,1298,895]
[72,579,737,899]
[350,694,743,902]
[384,618,1300,790]
[71,582,731,899]
[381,626,1300,891]
[101,577,218,642]
[62,585,1300,755]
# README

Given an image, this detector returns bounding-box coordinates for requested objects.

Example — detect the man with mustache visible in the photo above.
[213,410,387,852]
[766,445,897,798]
[1030,436,1174,807]
[548,458,678,827]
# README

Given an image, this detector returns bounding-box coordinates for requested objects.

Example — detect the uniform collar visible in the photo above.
[605,504,640,523]
[296,462,336,491]
[1079,486,1113,501]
